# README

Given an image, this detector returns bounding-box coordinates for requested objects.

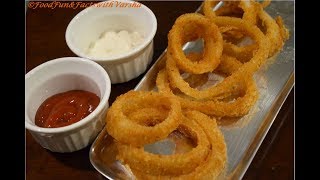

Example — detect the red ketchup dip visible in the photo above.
[35,90,100,128]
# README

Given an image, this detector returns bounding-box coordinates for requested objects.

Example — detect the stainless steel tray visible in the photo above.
[90,1,294,179]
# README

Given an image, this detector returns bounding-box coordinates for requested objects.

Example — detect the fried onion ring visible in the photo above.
[103,2,290,178]
[213,16,269,71]
[219,3,289,60]
[257,6,287,57]
[166,53,242,100]
[166,17,268,101]
[168,13,223,74]
[203,0,258,25]
[131,111,227,179]
[275,16,290,42]
[157,69,258,117]
[117,111,210,176]
[222,39,257,63]
[215,54,243,75]
[260,0,271,8]
[106,91,182,146]
[128,107,168,126]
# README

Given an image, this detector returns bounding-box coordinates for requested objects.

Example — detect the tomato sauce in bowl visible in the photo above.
[35,90,100,128]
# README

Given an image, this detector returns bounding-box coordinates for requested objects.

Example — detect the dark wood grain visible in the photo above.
[26,1,294,179]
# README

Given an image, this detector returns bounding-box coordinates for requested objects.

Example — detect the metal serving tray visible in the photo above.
[89,1,294,179]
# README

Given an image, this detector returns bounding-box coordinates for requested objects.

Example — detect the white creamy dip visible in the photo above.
[87,30,144,58]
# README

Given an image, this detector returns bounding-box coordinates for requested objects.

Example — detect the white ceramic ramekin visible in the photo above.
[25,57,111,153]
[65,0,157,84]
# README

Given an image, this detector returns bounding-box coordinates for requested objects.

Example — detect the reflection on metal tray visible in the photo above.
[90,1,294,179]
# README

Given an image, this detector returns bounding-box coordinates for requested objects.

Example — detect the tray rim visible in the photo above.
[133,53,294,180]
[233,74,294,179]
[89,1,294,179]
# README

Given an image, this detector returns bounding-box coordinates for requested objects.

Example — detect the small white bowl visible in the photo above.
[65,0,157,84]
[25,57,111,153]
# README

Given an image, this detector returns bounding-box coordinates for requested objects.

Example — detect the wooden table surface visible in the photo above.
[26,1,293,179]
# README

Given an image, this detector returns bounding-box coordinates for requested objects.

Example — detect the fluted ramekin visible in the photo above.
[65,0,157,83]
[25,57,111,153]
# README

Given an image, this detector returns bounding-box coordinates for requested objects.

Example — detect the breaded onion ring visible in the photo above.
[260,0,271,8]
[203,0,259,25]
[106,91,182,146]
[166,17,268,100]
[222,42,257,63]
[157,69,258,117]
[102,1,290,178]
[217,3,289,60]
[132,111,227,179]
[213,16,269,71]
[128,107,168,126]
[215,54,243,75]
[257,6,287,57]
[275,16,290,42]
[117,111,210,176]
[168,13,223,74]
[202,0,258,62]
[166,53,243,100]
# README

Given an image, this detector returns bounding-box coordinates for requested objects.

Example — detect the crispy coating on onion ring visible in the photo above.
[128,108,168,126]
[104,1,290,178]
[213,16,270,71]
[131,111,227,179]
[203,0,259,25]
[214,2,289,60]
[168,13,223,74]
[256,6,287,57]
[260,0,271,8]
[215,54,243,75]
[106,91,182,146]
[166,17,268,101]
[166,53,243,100]
[275,16,289,42]
[157,69,258,117]
[222,40,257,63]
[117,111,210,176]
